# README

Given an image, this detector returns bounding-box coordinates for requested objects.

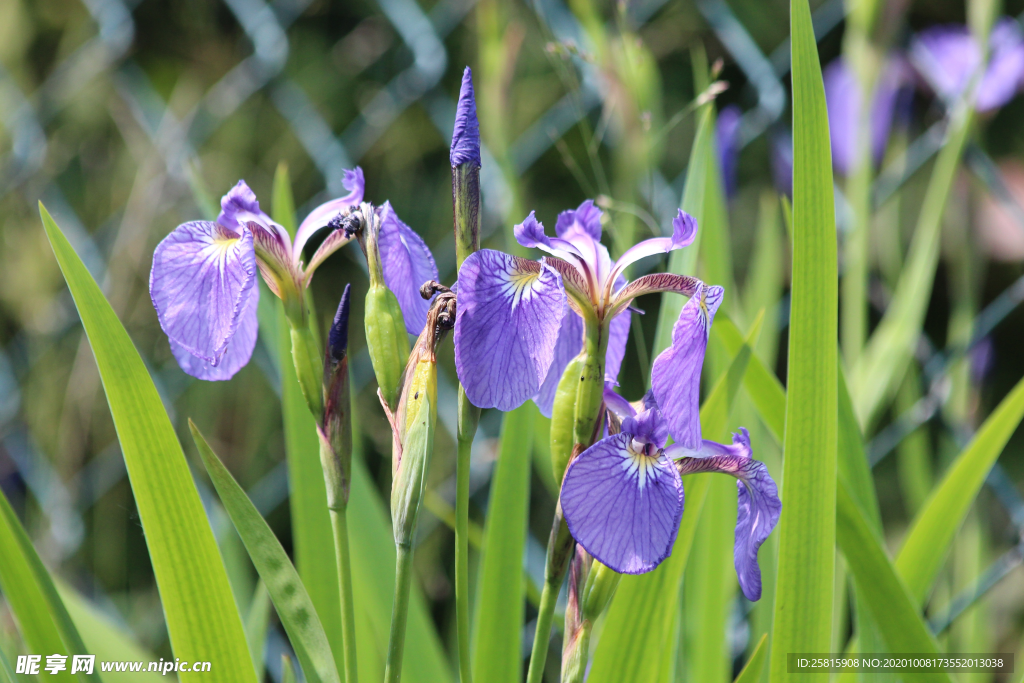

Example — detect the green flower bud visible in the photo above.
[582,560,620,622]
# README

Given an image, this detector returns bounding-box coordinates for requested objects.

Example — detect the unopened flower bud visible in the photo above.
[320,284,353,508]
[451,67,481,270]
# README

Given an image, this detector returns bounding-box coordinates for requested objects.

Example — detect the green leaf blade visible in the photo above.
[769,0,838,679]
[39,203,257,683]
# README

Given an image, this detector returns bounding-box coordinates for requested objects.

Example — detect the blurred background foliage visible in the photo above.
[4,0,1024,679]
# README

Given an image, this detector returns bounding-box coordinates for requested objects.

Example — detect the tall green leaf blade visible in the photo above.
[588,317,759,683]
[472,404,535,683]
[244,583,271,679]
[835,486,952,683]
[895,374,1024,605]
[39,203,257,683]
[769,0,838,678]
[0,490,77,682]
[191,422,341,683]
[734,634,768,683]
[272,167,345,673]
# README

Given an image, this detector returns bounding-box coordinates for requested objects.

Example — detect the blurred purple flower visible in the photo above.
[455,201,700,414]
[823,57,907,175]
[560,289,780,597]
[716,105,743,197]
[770,130,793,198]
[970,336,995,385]
[910,18,1024,112]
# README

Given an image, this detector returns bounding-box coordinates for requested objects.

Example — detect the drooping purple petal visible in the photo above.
[561,434,683,574]
[716,105,742,198]
[609,273,701,317]
[293,167,365,262]
[532,304,583,417]
[454,249,566,411]
[150,220,257,364]
[555,199,603,242]
[218,180,289,244]
[376,202,439,335]
[609,210,698,282]
[514,211,584,261]
[603,384,635,422]
[170,283,259,381]
[451,66,481,167]
[650,283,725,449]
[605,307,631,383]
[670,429,781,601]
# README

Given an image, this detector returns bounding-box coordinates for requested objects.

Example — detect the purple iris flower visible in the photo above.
[910,18,1024,112]
[559,284,781,599]
[454,201,699,413]
[151,168,437,380]
[823,57,907,176]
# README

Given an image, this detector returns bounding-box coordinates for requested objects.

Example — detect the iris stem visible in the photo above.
[560,621,592,683]
[455,387,480,683]
[384,542,414,683]
[330,505,359,683]
[526,512,574,683]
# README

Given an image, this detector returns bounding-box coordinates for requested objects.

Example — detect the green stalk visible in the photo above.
[330,506,358,683]
[527,515,574,683]
[384,543,415,683]
[455,388,479,683]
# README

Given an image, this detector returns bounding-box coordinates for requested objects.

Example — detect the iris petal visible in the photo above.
[170,284,259,380]
[150,220,257,364]
[378,201,439,335]
[218,180,289,244]
[555,199,603,241]
[293,168,365,261]
[670,429,781,601]
[454,249,566,411]
[650,283,724,449]
[609,209,698,283]
[561,433,683,574]
[605,306,631,383]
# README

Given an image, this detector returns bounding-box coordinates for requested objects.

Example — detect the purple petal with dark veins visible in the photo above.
[454,249,566,411]
[514,212,586,262]
[170,283,259,380]
[218,180,288,243]
[378,201,439,335]
[609,210,698,281]
[293,167,365,262]
[650,283,724,449]
[621,404,669,449]
[451,66,481,167]
[532,303,583,418]
[555,199,603,241]
[669,429,781,601]
[560,434,683,574]
[150,220,257,364]
[605,307,630,383]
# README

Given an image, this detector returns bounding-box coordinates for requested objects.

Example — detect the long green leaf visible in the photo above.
[271,165,345,673]
[39,203,257,683]
[0,647,14,683]
[472,403,535,683]
[734,634,768,683]
[835,486,952,683]
[895,374,1024,605]
[849,105,974,427]
[769,0,838,678]
[244,582,271,679]
[57,584,165,683]
[191,422,341,683]
[588,314,759,683]
[0,489,77,682]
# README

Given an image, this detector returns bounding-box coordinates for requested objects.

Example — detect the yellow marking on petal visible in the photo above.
[621,447,662,491]
[503,267,542,310]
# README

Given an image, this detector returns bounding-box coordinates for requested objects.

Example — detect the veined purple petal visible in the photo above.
[555,199,603,241]
[293,167,365,262]
[170,283,259,380]
[533,303,583,417]
[609,210,698,282]
[609,273,700,318]
[378,201,439,335]
[218,180,289,244]
[605,307,631,383]
[150,220,257,364]
[451,66,481,167]
[716,105,742,198]
[604,384,635,422]
[454,249,566,411]
[514,211,584,261]
[670,429,781,601]
[561,434,683,575]
[650,283,724,449]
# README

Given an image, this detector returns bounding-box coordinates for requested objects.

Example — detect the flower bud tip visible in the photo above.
[330,283,351,361]
[451,66,481,167]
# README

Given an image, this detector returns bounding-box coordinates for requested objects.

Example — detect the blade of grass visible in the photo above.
[588,315,760,683]
[191,421,341,683]
[244,581,271,679]
[769,0,838,678]
[40,203,257,683]
[271,165,345,674]
[895,374,1024,605]
[734,634,768,683]
[472,404,536,683]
